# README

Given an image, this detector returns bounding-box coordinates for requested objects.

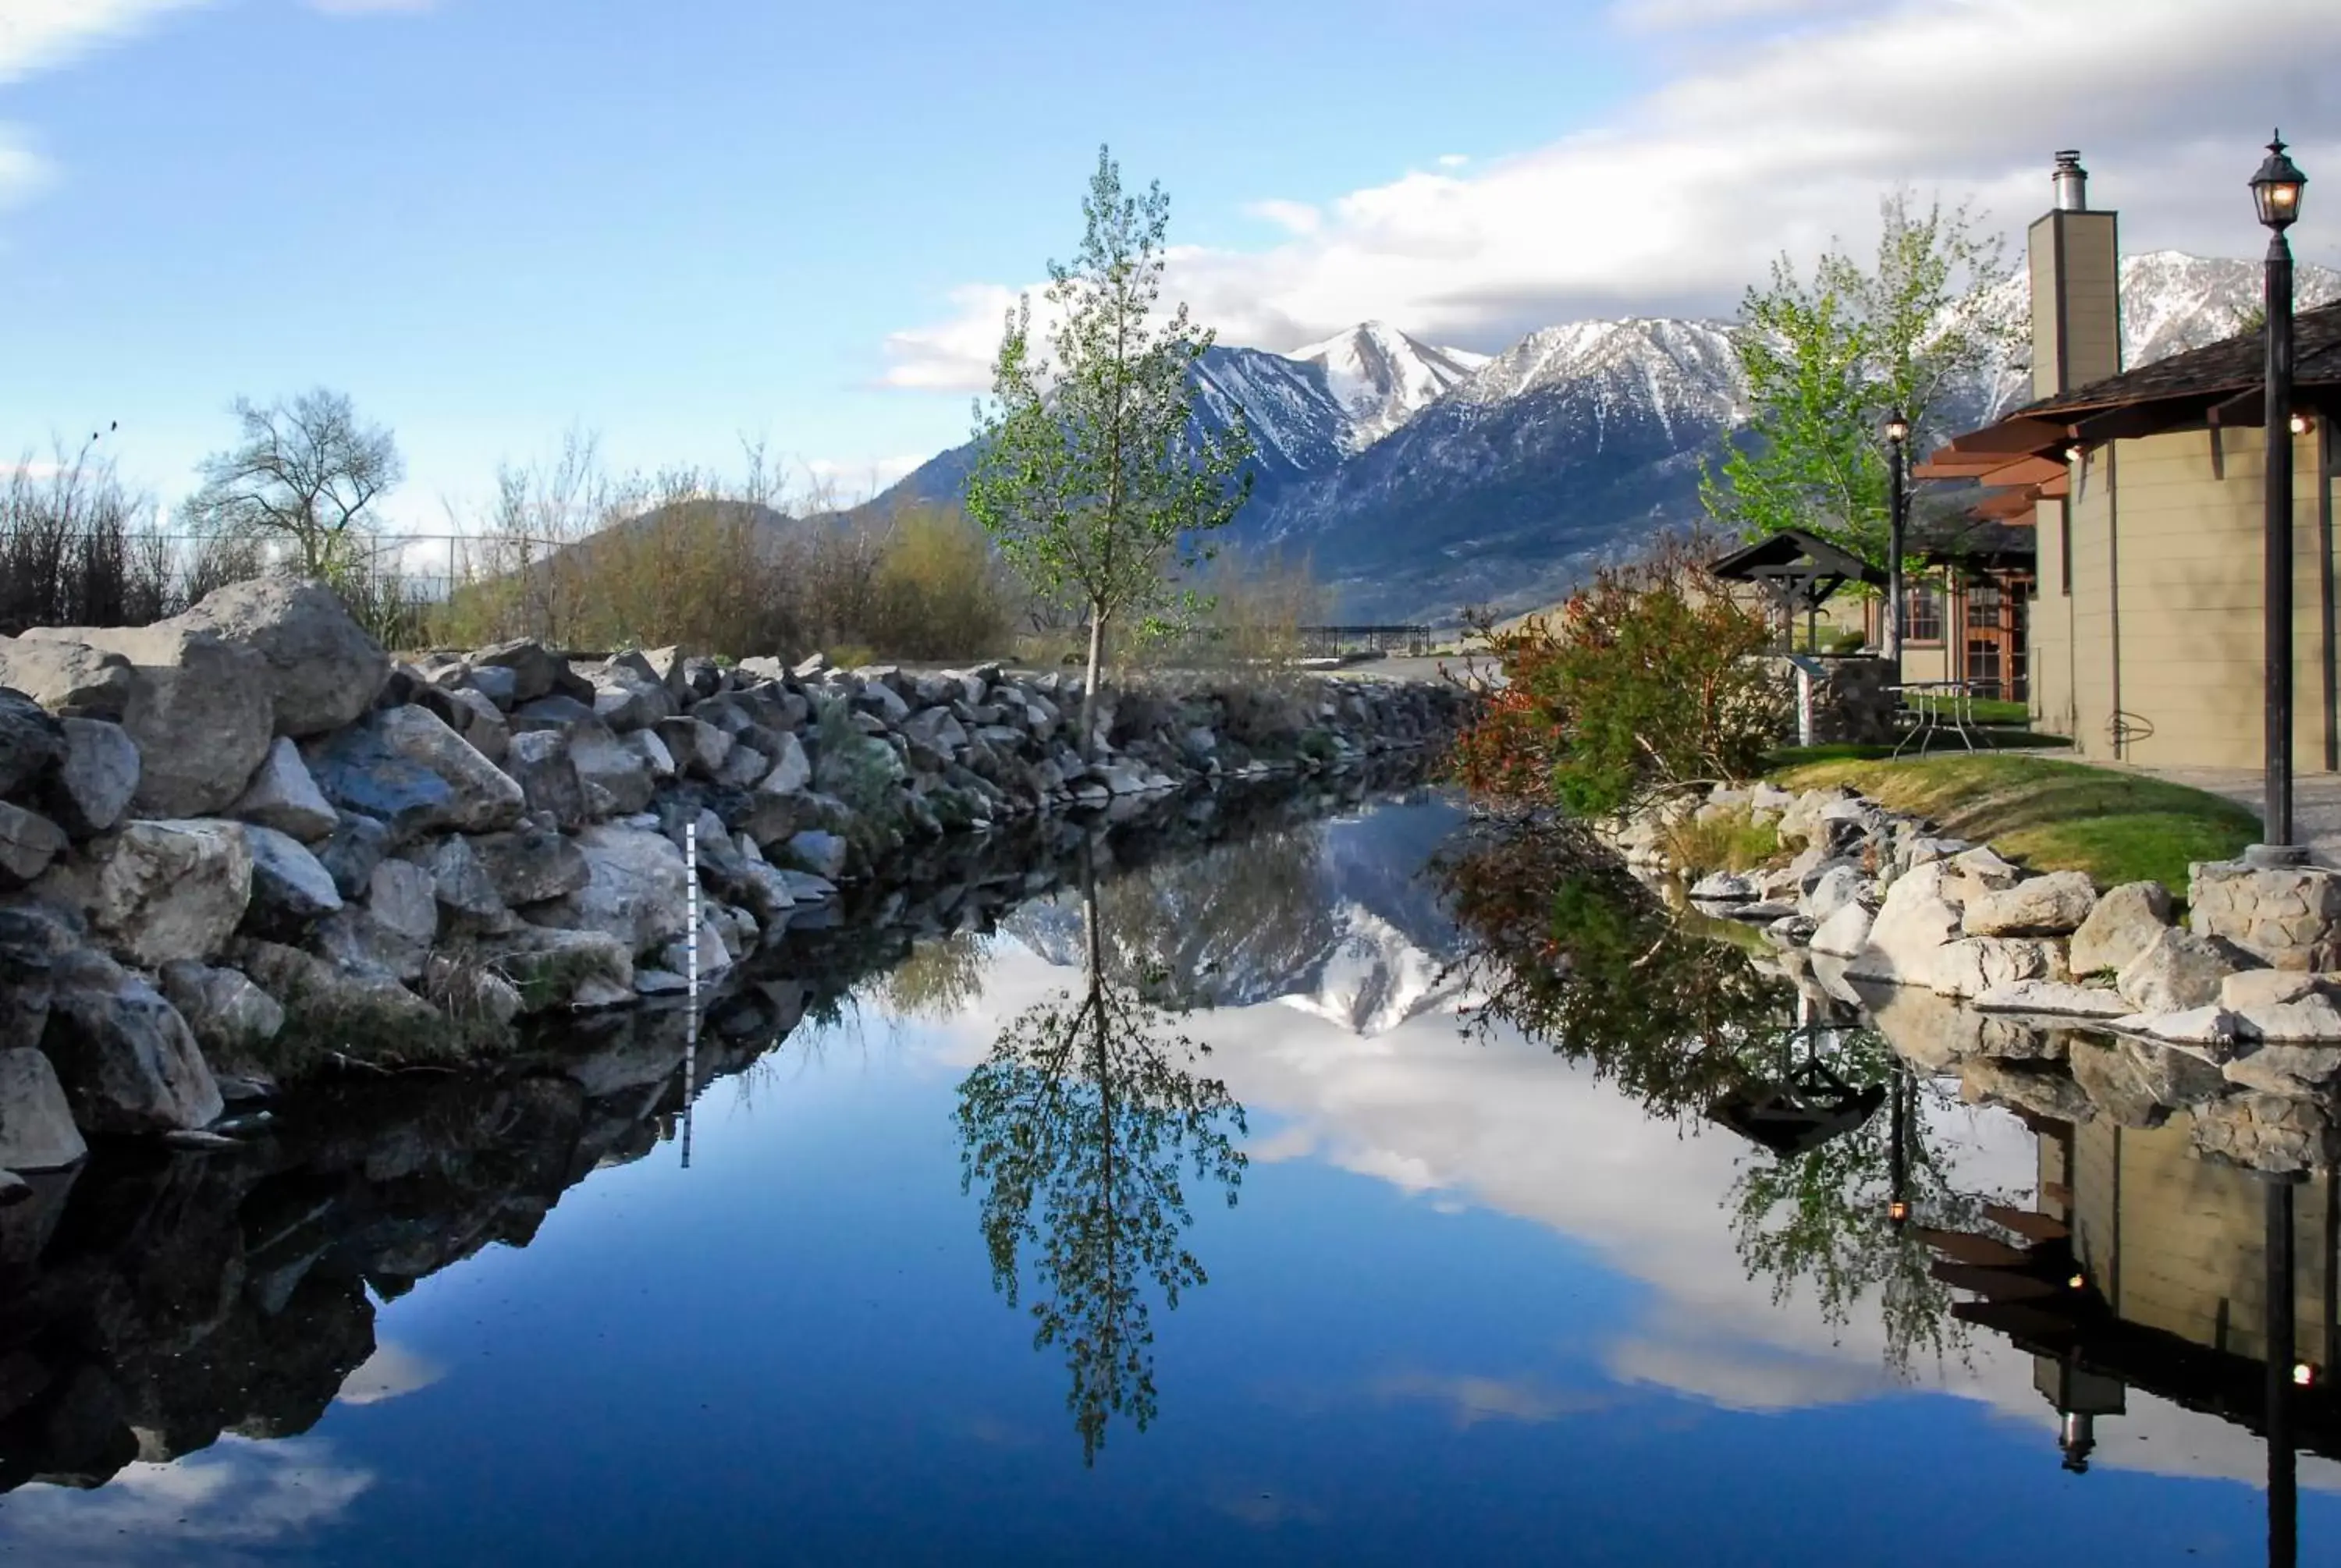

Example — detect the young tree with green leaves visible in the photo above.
[965,145,1256,760]
[1702,193,2020,569]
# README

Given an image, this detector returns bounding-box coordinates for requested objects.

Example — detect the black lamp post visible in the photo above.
[2253,133,2309,862]
[1885,410,1910,665]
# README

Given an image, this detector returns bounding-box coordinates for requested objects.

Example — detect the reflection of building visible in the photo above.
[1917,1110,2340,1467]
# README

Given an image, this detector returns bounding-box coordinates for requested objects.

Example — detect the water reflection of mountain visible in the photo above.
[1003,793,1465,1035]
[0,762,1436,1499]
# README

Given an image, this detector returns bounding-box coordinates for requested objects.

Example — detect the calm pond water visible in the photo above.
[4,781,2339,1566]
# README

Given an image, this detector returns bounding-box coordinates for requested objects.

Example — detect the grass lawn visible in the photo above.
[1767,753,2261,892]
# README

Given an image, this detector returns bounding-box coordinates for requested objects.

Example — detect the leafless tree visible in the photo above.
[183,388,403,576]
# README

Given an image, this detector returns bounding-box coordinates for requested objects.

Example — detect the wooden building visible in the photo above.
[1922,151,2340,768]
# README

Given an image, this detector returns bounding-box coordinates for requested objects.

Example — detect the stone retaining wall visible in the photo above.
[0,577,1469,1168]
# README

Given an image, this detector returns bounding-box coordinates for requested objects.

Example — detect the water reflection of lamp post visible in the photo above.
[2250,134,2308,863]
[1885,1064,1910,1228]
[2265,1170,2304,1568]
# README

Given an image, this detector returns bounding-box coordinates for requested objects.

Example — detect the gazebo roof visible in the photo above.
[1709,528,1888,592]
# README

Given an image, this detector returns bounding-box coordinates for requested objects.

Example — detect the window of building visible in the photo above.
[1966,583,2002,630]
[1904,583,1944,644]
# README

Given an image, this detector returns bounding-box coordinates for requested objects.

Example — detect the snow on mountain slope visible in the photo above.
[1288,321,1490,450]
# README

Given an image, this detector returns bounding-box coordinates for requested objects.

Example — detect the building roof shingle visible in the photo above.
[2016,300,2341,419]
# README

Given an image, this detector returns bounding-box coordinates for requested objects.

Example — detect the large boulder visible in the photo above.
[158,960,286,1058]
[41,717,140,837]
[0,801,68,886]
[302,705,525,842]
[474,640,593,705]
[2116,927,2254,1014]
[1845,863,1963,984]
[0,687,65,797]
[395,834,510,928]
[242,823,346,932]
[18,624,273,816]
[309,857,437,983]
[502,730,588,830]
[174,577,390,736]
[2068,881,2174,977]
[471,924,634,1013]
[524,824,690,956]
[0,1048,86,1171]
[75,818,254,967]
[314,810,392,899]
[1961,871,2097,938]
[0,637,135,719]
[1927,937,2068,1000]
[469,825,591,906]
[228,736,339,841]
[41,948,224,1133]
[560,717,655,816]
[232,938,445,1052]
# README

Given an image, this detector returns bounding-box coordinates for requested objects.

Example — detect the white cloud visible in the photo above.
[882,0,2341,392]
[1247,198,1323,236]
[305,0,441,12]
[0,1436,374,1564]
[802,452,929,503]
[0,1,206,83]
[335,1340,447,1405]
[1436,154,1469,169]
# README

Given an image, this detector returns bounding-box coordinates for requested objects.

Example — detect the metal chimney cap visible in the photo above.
[2052,151,2089,211]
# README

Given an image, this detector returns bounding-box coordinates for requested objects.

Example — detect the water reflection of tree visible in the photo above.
[956,845,1248,1463]
[1725,1041,1983,1376]
[1435,819,1975,1376]
[871,930,993,1020]
[1434,820,1791,1117]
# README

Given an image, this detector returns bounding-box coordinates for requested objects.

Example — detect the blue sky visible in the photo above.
[1,0,2336,530]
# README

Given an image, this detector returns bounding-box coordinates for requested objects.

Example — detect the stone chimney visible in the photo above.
[2030,151,2123,401]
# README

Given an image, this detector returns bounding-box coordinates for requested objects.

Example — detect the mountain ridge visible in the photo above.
[858,250,2341,623]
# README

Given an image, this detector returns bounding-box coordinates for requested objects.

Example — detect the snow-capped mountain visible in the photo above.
[1288,321,1488,450]
[857,251,2341,623]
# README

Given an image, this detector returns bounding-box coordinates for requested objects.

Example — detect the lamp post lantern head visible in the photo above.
[2254,133,2307,232]
[1885,410,1909,445]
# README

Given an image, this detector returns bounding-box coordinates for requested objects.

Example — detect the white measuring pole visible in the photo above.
[683,819,698,1169]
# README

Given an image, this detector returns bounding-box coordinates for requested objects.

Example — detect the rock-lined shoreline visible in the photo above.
[1616,780,2341,1172]
[0,577,1466,1169]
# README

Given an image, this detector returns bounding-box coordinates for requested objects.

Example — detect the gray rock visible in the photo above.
[467,663,519,708]
[1959,1055,2097,1124]
[2233,992,2341,1043]
[633,967,691,996]
[0,636,135,718]
[174,576,390,736]
[2068,881,2175,976]
[395,834,508,928]
[443,686,510,763]
[471,924,635,1013]
[715,743,769,789]
[243,822,346,930]
[0,1048,86,1170]
[314,811,392,899]
[80,818,254,967]
[560,715,654,815]
[228,736,337,841]
[44,717,140,837]
[1808,901,1874,958]
[508,693,601,734]
[1688,871,1757,903]
[2222,969,2325,1010]
[763,731,812,795]
[785,829,849,881]
[2113,1004,2248,1054]
[0,801,68,886]
[1971,980,2131,1019]
[0,687,65,797]
[1927,937,2067,1000]
[2190,1091,2341,1175]
[655,716,731,779]
[420,952,524,1031]
[2226,1043,2341,1095]
[524,823,691,955]
[158,960,286,1055]
[1845,862,1963,984]
[624,727,677,780]
[42,949,224,1133]
[1801,864,1869,924]
[233,936,443,1044]
[2117,926,2254,1013]
[470,825,591,905]
[503,729,588,830]
[658,917,732,981]
[1962,871,2097,938]
[21,623,275,817]
[303,704,525,841]
[473,640,592,705]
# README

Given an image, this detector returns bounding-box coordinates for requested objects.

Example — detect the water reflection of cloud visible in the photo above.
[901,935,2341,1493]
[1372,1371,1616,1428]
[0,1437,373,1566]
[335,1340,446,1406]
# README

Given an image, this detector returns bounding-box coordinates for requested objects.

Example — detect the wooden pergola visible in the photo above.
[1709,527,1888,651]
